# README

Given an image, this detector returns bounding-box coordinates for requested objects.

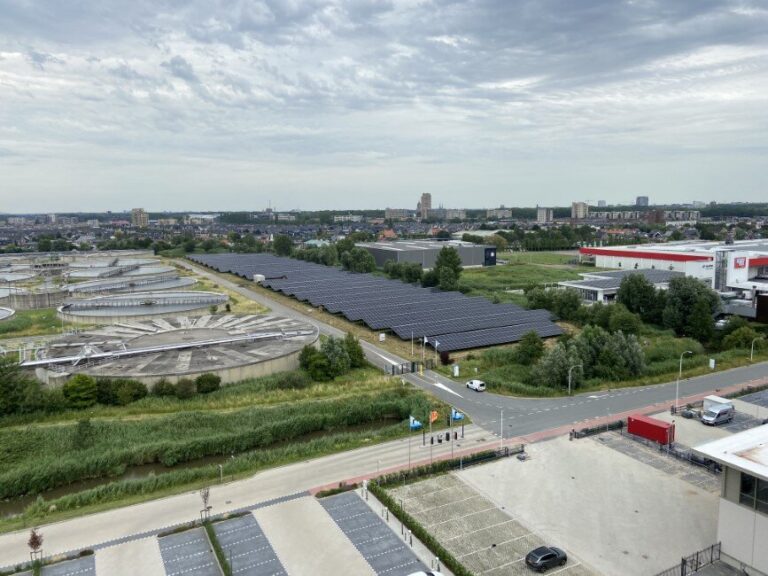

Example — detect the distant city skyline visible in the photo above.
[1,1,766,212]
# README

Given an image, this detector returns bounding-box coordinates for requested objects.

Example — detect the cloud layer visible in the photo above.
[1,0,766,211]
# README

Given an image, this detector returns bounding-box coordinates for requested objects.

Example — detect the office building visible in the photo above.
[384,208,414,221]
[131,208,148,228]
[636,196,649,207]
[536,207,553,224]
[417,193,432,220]
[571,202,589,220]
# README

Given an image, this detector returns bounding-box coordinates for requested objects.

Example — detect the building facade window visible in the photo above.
[739,472,768,514]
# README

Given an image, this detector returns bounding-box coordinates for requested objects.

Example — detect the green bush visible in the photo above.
[175,378,197,400]
[195,373,222,394]
[152,379,176,397]
[62,375,98,409]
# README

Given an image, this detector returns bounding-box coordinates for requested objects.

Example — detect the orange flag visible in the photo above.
[429,410,438,424]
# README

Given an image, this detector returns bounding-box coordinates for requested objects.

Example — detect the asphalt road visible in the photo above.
[182,260,768,439]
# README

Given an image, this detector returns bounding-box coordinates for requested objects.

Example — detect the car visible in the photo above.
[525,546,567,572]
[466,379,486,392]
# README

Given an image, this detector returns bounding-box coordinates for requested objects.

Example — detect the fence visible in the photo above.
[622,430,722,474]
[654,542,721,576]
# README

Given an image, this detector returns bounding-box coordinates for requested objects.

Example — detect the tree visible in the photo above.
[486,234,509,252]
[438,267,459,291]
[321,337,351,378]
[722,326,762,350]
[552,290,582,321]
[616,274,660,323]
[433,246,462,279]
[662,276,720,337]
[272,234,294,257]
[28,528,43,561]
[608,304,642,335]
[687,298,715,343]
[116,380,148,405]
[175,378,197,399]
[195,373,221,394]
[62,374,98,409]
[514,331,544,365]
[341,247,376,273]
[0,355,34,416]
[343,333,366,368]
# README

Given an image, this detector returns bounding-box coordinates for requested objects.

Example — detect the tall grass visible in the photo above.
[0,389,418,499]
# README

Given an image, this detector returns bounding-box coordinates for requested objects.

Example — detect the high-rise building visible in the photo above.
[571,202,589,220]
[597,200,607,208]
[636,196,649,207]
[131,208,148,228]
[417,193,432,220]
[536,206,553,224]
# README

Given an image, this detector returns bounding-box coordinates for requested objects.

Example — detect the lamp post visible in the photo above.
[499,409,504,450]
[751,338,761,362]
[675,351,693,412]
[567,364,583,396]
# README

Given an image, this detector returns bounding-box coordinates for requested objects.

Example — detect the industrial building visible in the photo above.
[356,240,497,269]
[694,426,768,575]
[580,240,768,319]
[558,269,684,303]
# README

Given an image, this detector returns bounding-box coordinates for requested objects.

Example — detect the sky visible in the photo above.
[0,0,767,213]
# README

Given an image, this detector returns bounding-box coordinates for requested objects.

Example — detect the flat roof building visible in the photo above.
[356,240,496,269]
[695,426,768,574]
[558,269,685,304]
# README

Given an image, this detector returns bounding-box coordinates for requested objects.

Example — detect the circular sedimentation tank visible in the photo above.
[0,272,36,283]
[33,314,319,385]
[0,307,14,321]
[58,291,228,323]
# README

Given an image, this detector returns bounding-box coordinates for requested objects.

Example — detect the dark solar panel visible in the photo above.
[189,254,563,352]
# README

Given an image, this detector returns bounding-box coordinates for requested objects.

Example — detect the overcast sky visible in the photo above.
[0,0,766,213]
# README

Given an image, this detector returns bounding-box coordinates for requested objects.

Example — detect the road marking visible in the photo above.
[434,381,463,398]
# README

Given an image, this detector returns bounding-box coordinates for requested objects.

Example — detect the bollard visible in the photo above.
[409,531,413,547]
[386,509,389,521]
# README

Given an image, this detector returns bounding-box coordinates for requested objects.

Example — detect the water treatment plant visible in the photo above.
[27,314,319,386]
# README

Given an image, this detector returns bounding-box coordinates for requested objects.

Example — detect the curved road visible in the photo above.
[182,260,768,439]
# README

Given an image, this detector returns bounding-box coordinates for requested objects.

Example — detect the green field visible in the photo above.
[0,308,62,338]
[498,251,579,265]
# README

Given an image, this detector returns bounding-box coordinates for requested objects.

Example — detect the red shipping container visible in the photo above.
[627,415,675,445]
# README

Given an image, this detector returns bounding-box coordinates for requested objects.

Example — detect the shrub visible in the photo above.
[62,375,98,409]
[152,379,176,397]
[343,333,366,368]
[175,378,197,399]
[195,373,222,394]
[116,380,148,405]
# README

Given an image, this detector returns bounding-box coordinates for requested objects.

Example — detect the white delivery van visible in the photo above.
[700,395,735,426]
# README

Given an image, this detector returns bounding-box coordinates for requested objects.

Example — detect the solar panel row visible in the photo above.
[188,253,563,352]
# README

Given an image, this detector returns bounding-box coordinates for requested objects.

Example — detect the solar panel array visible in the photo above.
[189,254,563,352]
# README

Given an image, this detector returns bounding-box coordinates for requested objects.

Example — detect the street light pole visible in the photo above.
[568,364,583,396]
[499,409,504,450]
[751,338,761,362]
[675,350,693,412]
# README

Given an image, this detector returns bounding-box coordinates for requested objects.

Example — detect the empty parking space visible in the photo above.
[597,432,720,493]
[319,491,426,576]
[212,514,286,576]
[388,474,592,576]
[34,556,95,576]
[158,527,220,576]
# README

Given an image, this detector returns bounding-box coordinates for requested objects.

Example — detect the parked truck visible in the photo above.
[700,395,735,426]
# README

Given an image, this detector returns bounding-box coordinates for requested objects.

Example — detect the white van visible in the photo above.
[701,404,735,426]
[466,379,486,392]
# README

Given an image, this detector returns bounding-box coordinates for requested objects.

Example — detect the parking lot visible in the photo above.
[158,527,220,576]
[211,514,286,576]
[458,435,719,576]
[319,491,427,576]
[388,474,596,576]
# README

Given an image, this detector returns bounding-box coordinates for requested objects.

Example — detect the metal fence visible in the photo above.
[654,542,721,576]
[622,430,721,474]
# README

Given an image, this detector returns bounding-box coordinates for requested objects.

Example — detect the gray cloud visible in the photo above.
[0,0,767,211]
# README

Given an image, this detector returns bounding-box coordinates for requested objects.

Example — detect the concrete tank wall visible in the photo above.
[0,290,67,310]
[35,346,307,388]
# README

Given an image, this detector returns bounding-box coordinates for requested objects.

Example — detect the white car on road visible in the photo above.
[466,379,486,392]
